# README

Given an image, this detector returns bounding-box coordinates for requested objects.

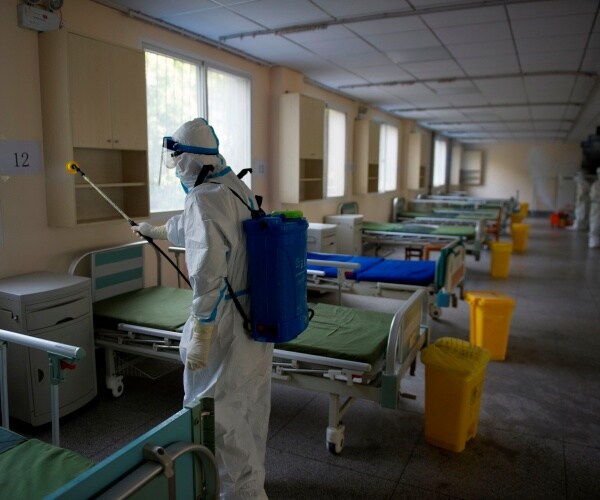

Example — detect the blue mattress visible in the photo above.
[307,252,435,286]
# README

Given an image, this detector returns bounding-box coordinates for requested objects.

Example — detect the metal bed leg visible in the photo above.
[327,393,355,455]
[0,341,9,429]
[105,347,124,397]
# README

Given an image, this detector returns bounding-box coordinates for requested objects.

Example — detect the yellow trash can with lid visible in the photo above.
[511,223,530,252]
[465,291,516,360]
[420,338,490,452]
[490,241,512,278]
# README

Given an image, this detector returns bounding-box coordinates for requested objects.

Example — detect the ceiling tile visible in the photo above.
[571,77,596,101]
[511,15,594,39]
[303,68,367,87]
[365,30,441,51]
[590,33,600,49]
[515,34,588,53]
[301,36,376,57]
[399,59,464,79]
[342,87,408,106]
[422,5,505,27]
[168,9,263,39]
[312,0,411,17]
[385,83,437,99]
[494,107,531,120]
[476,77,527,102]
[458,54,519,73]
[111,0,218,18]
[284,25,355,43]
[519,50,583,71]
[508,0,598,19]
[352,65,413,82]
[447,40,515,58]
[326,51,391,69]
[530,105,567,119]
[386,46,450,64]
[349,16,427,36]
[433,21,512,45]
[581,49,600,72]
[227,0,330,28]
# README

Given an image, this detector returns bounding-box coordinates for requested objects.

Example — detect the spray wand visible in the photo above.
[66,161,191,288]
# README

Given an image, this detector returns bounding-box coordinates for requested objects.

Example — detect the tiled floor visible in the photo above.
[13,216,600,499]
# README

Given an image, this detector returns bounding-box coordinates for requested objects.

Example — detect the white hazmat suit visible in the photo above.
[135,119,272,499]
[589,168,600,249]
[572,172,591,231]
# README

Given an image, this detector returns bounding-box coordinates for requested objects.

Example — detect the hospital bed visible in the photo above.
[306,240,466,318]
[0,327,218,499]
[69,242,431,454]
[337,201,482,260]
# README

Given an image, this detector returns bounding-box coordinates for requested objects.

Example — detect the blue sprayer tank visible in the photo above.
[243,211,309,343]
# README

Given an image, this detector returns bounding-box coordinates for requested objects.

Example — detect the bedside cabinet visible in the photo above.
[308,223,338,253]
[0,272,97,426]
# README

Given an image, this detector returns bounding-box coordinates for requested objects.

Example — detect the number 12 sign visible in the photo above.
[0,140,42,175]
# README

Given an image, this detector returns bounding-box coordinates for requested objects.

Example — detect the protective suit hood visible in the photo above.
[164,118,227,192]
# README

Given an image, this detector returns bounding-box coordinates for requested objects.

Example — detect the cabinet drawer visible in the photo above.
[26,297,90,331]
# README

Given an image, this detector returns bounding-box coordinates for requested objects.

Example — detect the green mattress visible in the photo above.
[364,220,475,238]
[277,302,393,366]
[93,286,193,331]
[0,428,93,498]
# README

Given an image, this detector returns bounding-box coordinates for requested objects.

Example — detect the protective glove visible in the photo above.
[132,222,168,240]
[186,320,215,371]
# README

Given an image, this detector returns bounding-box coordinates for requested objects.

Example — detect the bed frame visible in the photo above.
[272,290,430,454]
[69,242,431,454]
[307,237,466,319]
[0,327,218,499]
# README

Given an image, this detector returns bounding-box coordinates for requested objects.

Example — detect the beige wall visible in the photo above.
[1,0,582,282]
[463,142,582,211]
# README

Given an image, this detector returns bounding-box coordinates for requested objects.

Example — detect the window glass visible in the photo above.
[378,124,398,192]
[207,67,251,186]
[145,51,252,213]
[325,108,346,197]
[433,138,448,188]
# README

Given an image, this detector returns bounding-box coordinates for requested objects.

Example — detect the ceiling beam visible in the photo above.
[339,71,598,90]
[391,102,582,113]
[219,0,550,41]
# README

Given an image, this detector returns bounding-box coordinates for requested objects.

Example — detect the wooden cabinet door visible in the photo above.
[299,95,324,159]
[68,34,112,149]
[110,45,148,150]
[368,121,380,164]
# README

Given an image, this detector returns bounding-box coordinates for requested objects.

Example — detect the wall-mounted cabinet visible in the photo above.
[406,132,425,190]
[39,30,149,226]
[460,150,484,186]
[353,119,380,193]
[279,93,325,203]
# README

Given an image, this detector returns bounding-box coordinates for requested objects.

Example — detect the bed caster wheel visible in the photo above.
[106,375,124,398]
[428,304,442,320]
[326,425,345,455]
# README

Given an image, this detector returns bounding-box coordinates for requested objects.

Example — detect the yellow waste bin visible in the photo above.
[465,291,516,360]
[519,202,529,219]
[490,241,512,278]
[511,223,530,252]
[510,212,524,224]
[420,338,490,452]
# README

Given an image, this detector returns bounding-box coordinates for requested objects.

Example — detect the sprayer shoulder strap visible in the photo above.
[206,181,263,333]
[207,182,265,219]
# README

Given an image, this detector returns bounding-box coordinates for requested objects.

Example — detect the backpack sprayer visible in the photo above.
[65,161,191,288]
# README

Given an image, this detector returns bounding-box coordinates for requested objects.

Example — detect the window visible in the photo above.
[145,49,251,214]
[433,138,448,188]
[378,124,398,192]
[206,67,251,185]
[325,108,346,197]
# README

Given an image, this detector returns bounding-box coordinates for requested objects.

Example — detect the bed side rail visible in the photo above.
[435,239,466,301]
[381,288,429,409]
[69,241,162,302]
[48,398,219,500]
[0,328,85,446]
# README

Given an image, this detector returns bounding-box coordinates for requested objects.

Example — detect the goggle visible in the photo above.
[162,137,219,156]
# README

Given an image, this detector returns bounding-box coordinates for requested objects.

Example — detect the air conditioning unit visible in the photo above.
[17,4,61,32]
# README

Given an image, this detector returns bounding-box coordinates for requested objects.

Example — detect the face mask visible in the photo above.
[180,180,190,194]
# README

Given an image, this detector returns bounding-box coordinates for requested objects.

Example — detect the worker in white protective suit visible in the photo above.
[133,118,273,499]
[571,171,591,231]
[589,167,600,248]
